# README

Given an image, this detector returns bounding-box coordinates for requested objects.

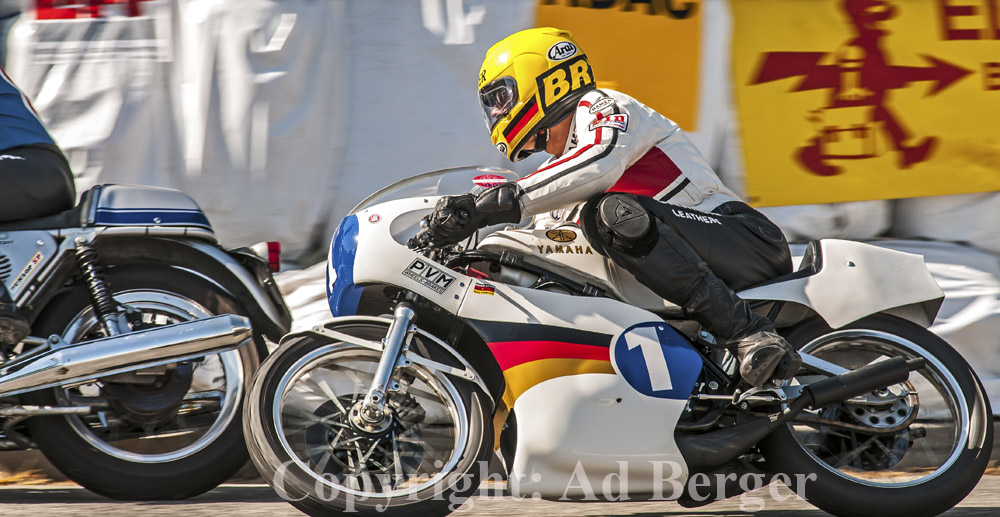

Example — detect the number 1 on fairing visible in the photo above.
[625,328,672,391]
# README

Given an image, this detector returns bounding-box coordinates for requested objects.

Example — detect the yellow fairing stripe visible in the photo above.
[502,358,616,407]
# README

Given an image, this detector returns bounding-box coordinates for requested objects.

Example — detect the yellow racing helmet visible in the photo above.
[478,27,596,162]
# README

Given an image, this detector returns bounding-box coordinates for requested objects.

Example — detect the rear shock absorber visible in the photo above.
[74,237,121,336]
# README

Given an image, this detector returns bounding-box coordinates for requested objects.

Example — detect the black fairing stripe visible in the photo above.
[466,319,613,348]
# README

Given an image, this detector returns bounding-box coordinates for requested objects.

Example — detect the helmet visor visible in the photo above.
[479,76,518,131]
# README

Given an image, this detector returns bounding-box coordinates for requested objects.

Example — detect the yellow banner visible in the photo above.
[733,0,1000,206]
[537,0,701,131]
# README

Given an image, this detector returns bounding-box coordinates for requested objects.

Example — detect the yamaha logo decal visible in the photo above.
[546,229,577,242]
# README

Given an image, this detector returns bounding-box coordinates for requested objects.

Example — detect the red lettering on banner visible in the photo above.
[986,62,1000,90]
[991,0,1000,39]
[938,0,1000,40]
[36,0,153,20]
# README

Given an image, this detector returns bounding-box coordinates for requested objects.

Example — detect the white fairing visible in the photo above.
[348,191,944,500]
[738,239,944,328]
[510,375,689,500]
[481,230,944,329]
[352,198,692,499]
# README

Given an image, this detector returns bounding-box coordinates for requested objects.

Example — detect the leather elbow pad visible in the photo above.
[475,182,523,226]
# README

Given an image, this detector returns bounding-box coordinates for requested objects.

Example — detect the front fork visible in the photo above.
[354,302,417,428]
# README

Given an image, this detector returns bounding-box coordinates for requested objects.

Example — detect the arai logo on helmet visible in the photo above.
[547,41,577,61]
[473,174,507,188]
[496,142,508,155]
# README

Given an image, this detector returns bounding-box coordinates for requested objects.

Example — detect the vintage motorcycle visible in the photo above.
[0,183,291,499]
[244,167,991,517]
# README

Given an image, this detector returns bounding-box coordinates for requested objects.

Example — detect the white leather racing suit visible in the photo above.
[512,88,792,345]
[517,88,741,227]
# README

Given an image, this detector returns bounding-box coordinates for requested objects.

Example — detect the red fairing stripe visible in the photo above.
[607,146,683,197]
[487,340,611,370]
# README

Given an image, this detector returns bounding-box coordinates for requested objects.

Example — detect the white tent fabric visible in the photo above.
[277,239,1000,414]
[5,0,917,256]
[758,201,893,242]
[892,192,1000,256]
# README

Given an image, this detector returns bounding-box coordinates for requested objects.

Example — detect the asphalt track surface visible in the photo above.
[2,476,1000,516]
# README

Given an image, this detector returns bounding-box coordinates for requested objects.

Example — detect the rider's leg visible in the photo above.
[0,143,74,344]
[580,192,801,387]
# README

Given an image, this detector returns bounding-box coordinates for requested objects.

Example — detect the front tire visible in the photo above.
[26,265,262,500]
[245,323,493,517]
[761,314,992,517]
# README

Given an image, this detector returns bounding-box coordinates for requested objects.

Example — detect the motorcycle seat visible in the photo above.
[0,187,95,231]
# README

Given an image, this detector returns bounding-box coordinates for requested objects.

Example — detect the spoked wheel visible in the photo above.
[26,266,261,500]
[761,314,992,517]
[245,323,493,517]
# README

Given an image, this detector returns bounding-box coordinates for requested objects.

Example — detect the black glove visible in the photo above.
[410,183,524,248]
[423,194,478,246]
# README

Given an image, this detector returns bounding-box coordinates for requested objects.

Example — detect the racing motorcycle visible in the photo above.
[0,183,291,499]
[244,167,991,517]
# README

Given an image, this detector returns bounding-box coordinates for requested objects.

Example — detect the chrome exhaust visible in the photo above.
[0,314,252,398]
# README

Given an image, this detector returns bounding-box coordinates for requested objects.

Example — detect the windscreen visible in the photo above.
[349,166,520,215]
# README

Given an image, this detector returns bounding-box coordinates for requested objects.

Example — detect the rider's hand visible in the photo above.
[418,194,478,246]
[407,184,523,249]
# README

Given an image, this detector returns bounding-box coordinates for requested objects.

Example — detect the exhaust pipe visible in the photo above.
[0,314,252,398]
[677,356,924,471]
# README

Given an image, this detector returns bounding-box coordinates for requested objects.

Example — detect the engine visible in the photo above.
[477,226,676,312]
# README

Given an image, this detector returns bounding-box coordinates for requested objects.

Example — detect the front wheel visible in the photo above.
[244,323,493,517]
[761,314,992,517]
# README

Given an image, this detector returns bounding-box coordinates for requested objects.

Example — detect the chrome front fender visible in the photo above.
[280,316,493,407]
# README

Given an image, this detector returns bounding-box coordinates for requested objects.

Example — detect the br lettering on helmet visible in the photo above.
[478,27,597,162]
[536,56,594,111]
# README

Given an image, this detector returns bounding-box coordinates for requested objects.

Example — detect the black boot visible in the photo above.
[0,302,29,346]
[734,330,802,387]
[677,274,803,387]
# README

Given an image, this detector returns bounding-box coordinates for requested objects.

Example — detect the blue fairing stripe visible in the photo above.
[327,215,363,317]
[95,208,211,228]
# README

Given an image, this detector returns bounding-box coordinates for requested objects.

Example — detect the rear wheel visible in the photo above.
[26,265,261,500]
[761,314,992,517]
[245,323,493,517]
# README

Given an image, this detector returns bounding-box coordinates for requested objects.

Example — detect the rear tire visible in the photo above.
[761,314,992,517]
[26,265,262,500]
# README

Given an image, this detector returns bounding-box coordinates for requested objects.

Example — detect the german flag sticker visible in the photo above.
[473,282,496,296]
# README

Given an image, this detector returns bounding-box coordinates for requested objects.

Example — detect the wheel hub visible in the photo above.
[349,401,394,435]
[103,362,194,428]
[843,382,916,429]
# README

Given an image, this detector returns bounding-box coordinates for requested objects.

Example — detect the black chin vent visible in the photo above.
[0,255,11,282]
